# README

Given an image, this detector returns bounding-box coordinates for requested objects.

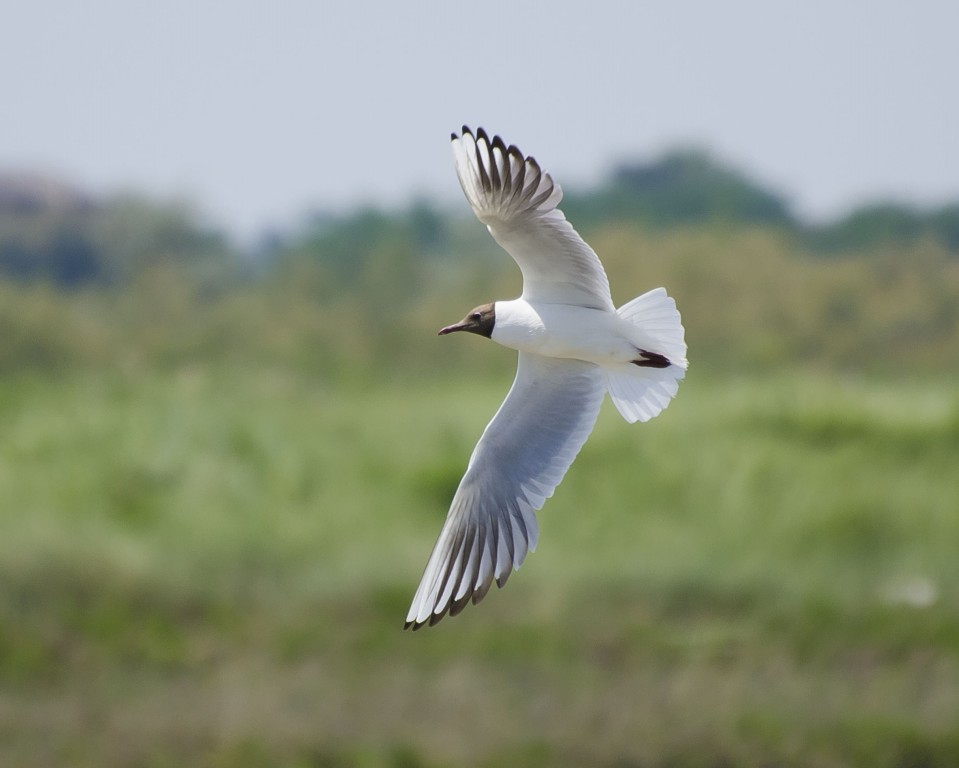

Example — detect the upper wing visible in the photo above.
[405,354,605,629]
[451,126,614,311]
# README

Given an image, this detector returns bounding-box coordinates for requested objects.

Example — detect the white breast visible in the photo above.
[491,299,637,365]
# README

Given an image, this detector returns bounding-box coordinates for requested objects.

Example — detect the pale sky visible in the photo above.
[3,0,958,237]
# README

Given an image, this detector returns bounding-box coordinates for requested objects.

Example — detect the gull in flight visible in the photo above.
[405,127,687,629]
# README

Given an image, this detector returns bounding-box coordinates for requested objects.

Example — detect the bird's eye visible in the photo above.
[471,312,482,321]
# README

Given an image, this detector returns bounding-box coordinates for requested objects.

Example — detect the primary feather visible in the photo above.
[405,355,604,629]
[451,127,614,311]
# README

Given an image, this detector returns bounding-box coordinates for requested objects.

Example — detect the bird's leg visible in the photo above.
[631,350,671,368]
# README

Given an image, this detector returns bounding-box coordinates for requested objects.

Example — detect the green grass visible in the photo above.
[2,365,959,767]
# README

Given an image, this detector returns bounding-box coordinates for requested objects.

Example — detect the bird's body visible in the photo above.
[406,127,687,629]
[493,299,668,367]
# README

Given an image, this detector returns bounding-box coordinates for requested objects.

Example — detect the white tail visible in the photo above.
[603,288,687,423]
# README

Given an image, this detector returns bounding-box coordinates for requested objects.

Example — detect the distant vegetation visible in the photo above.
[1,150,957,378]
[563,148,959,254]
[3,157,959,766]
[4,150,958,289]
[563,148,795,229]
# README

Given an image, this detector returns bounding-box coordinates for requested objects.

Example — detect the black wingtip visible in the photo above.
[450,592,471,617]
[404,610,450,630]
[453,127,529,165]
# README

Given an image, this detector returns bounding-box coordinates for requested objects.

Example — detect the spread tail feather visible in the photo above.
[604,288,687,423]
[618,287,687,367]
[602,365,684,423]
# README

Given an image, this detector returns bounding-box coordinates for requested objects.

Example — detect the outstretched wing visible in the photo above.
[451,126,614,311]
[405,354,605,629]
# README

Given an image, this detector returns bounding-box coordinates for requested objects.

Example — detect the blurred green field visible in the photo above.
[2,365,958,767]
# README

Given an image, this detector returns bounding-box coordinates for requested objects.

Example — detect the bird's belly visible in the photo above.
[493,302,636,365]
[534,329,635,364]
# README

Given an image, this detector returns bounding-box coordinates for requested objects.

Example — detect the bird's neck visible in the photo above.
[490,299,546,351]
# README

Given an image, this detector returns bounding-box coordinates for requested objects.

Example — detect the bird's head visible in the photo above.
[438,302,495,338]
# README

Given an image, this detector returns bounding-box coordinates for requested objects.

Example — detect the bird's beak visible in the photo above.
[438,306,493,338]
[438,321,467,335]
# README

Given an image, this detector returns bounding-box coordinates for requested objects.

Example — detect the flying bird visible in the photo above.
[405,127,687,629]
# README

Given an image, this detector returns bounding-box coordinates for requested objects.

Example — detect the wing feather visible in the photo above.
[451,126,614,310]
[405,354,605,629]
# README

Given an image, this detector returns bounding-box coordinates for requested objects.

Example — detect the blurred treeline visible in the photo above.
[2,148,958,378]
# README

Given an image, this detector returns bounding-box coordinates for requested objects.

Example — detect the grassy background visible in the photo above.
[2,363,958,767]
[2,187,959,766]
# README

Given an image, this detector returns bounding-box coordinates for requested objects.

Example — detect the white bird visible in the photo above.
[405,127,687,629]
